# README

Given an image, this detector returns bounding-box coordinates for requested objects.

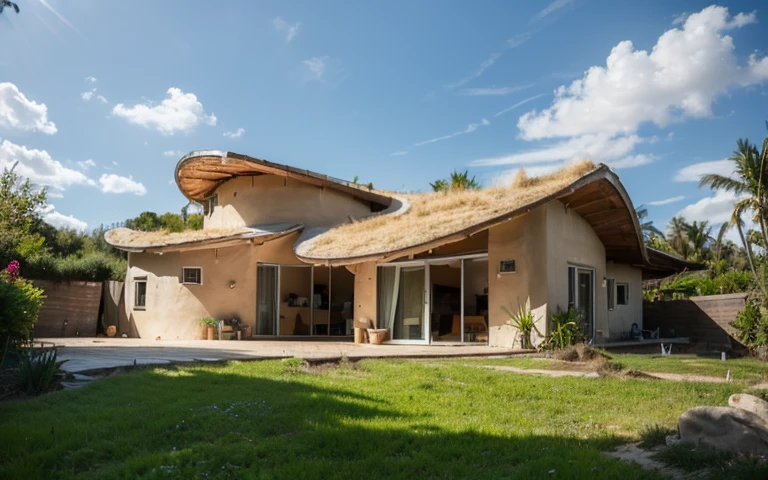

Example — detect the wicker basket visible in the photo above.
[367,328,388,345]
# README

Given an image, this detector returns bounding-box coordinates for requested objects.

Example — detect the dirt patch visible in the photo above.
[553,343,607,362]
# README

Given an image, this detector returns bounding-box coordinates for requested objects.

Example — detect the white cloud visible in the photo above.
[223,128,245,139]
[304,57,327,80]
[674,159,733,182]
[394,118,491,156]
[302,56,345,85]
[530,0,573,24]
[471,6,768,176]
[40,0,84,37]
[81,88,106,103]
[517,6,768,141]
[77,159,96,170]
[646,195,685,206]
[40,204,88,231]
[163,150,183,157]
[494,93,548,117]
[47,192,64,199]
[0,139,94,190]
[470,133,647,168]
[457,83,535,96]
[112,87,217,135]
[0,82,57,134]
[677,190,742,224]
[85,76,97,83]
[273,16,300,42]
[99,174,147,196]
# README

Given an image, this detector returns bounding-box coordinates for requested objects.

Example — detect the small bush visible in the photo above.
[543,307,582,350]
[639,424,675,449]
[282,357,306,373]
[25,251,126,282]
[731,301,768,348]
[0,269,45,362]
[17,348,61,393]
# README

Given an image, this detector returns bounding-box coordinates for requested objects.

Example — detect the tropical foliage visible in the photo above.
[0,261,45,366]
[502,297,541,349]
[542,307,582,350]
[430,170,480,192]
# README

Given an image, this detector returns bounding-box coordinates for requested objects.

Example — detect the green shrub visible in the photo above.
[732,301,768,348]
[17,348,61,393]
[543,307,582,350]
[503,297,541,349]
[0,270,45,364]
[25,251,126,282]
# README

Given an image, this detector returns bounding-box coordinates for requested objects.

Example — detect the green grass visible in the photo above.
[0,358,757,479]
[609,354,768,383]
[654,444,768,479]
[638,424,676,449]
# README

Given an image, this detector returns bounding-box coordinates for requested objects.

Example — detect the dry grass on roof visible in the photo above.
[105,227,253,248]
[300,161,598,259]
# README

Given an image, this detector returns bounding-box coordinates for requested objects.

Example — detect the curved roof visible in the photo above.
[174,150,392,209]
[293,162,699,276]
[105,223,303,253]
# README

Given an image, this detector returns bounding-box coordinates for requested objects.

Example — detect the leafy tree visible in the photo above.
[0,167,47,266]
[187,214,204,230]
[685,220,712,263]
[158,213,184,233]
[0,1,19,15]
[125,212,162,231]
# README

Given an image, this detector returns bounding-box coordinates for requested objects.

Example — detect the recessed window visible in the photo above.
[182,267,202,285]
[617,283,629,306]
[134,279,147,308]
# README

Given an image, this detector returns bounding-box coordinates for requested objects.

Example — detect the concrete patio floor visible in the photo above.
[37,338,523,374]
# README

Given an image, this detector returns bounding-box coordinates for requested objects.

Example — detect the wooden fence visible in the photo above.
[32,280,103,338]
[643,293,747,352]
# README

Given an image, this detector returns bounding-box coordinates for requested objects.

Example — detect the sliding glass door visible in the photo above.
[377,265,427,342]
[256,265,278,335]
[568,266,595,339]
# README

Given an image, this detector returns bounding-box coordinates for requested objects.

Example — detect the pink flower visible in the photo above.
[6,260,20,280]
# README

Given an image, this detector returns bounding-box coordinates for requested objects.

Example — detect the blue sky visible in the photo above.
[0,0,767,235]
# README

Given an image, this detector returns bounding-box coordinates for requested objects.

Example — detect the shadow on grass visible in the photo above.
[0,362,678,480]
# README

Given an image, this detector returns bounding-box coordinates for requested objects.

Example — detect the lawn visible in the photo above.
[0,358,761,479]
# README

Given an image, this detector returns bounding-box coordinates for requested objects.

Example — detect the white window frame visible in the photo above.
[616,282,629,306]
[134,278,147,309]
[182,267,203,285]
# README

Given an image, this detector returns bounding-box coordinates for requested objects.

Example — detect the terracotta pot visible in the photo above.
[207,326,215,341]
[106,325,117,337]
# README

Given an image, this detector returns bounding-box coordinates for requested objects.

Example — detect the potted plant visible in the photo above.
[503,297,542,350]
[199,317,217,340]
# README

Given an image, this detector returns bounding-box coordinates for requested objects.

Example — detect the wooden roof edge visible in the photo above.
[173,150,393,208]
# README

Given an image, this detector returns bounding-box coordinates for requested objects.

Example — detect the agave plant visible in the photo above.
[503,297,542,349]
[17,348,62,394]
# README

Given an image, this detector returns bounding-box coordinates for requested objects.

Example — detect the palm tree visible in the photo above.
[0,1,19,14]
[635,206,663,241]
[666,216,691,259]
[685,220,712,262]
[700,132,768,255]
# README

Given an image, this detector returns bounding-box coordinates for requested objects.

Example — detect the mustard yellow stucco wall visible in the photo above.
[205,175,374,229]
[606,262,643,338]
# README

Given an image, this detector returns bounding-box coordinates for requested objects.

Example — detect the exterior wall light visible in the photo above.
[229,281,237,289]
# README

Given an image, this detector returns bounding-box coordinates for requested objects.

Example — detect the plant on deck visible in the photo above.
[198,317,218,327]
[503,297,542,349]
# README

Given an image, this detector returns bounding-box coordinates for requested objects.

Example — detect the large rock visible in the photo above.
[729,393,768,421]
[678,406,768,455]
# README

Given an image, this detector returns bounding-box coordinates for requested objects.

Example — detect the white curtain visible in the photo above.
[257,265,277,335]
[377,267,397,331]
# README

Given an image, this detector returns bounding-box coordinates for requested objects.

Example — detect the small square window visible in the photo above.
[182,267,202,285]
[134,280,147,308]
[617,283,629,306]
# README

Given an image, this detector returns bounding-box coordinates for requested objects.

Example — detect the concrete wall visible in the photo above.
[205,175,374,229]
[352,262,377,326]
[606,262,643,338]
[124,233,305,340]
[545,200,608,339]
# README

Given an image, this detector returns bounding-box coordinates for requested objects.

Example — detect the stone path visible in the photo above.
[479,365,600,378]
[603,443,704,480]
[40,337,522,374]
